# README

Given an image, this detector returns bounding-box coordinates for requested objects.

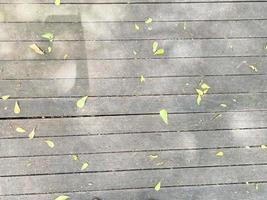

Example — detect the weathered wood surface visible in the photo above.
[0,184,266,200]
[1,20,267,41]
[1,3,267,22]
[0,75,266,97]
[1,0,267,199]
[0,57,265,79]
[0,110,266,139]
[0,39,267,60]
[0,93,266,118]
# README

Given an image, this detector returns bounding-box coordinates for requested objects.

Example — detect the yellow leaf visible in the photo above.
[64,54,69,59]
[16,127,26,133]
[261,145,267,149]
[154,48,165,55]
[216,151,224,157]
[72,154,79,161]
[29,44,44,55]
[196,89,204,96]
[248,65,258,72]
[201,83,210,94]
[160,109,168,124]
[152,41,158,53]
[55,0,61,6]
[154,181,161,191]
[47,46,52,53]
[220,104,227,108]
[134,23,140,31]
[145,17,153,24]
[14,101,21,114]
[76,96,88,108]
[140,75,145,83]
[148,154,158,160]
[81,162,89,170]
[55,196,70,200]
[1,95,10,100]
[197,95,202,105]
[45,140,55,148]
[28,128,36,140]
[41,33,54,42]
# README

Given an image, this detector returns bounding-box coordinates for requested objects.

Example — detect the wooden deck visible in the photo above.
[1,0,267,199]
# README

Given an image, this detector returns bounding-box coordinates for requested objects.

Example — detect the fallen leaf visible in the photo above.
[147,26,153,31]
[154,181,161,191]
[145,17,153,24]
[14,101,21,114]
[196,89,204,96]
[55,0,61,6]
[183,22,187,30]
[16,127,26,133]
[72,154,79,161]
[55,196,70,200]
[134,23,140,31]
[216,151,224,157]
[81,162,89,170]
[1,95,10,100]
[64,54,69,59]
[41,32,54,42]
[29,44,44,55]
[197,95,202,105]
[261,145,267,149]
[140,75,145,83]
[47,46,52,53]
[201,83,210,94]
[160,109,168,124]
[45,140,55,148]
[76,96,88,108]
[154,49,165,55]
[133,50,137,55]
[248,64,258,72]
[220,104,227,108]
[152,41,158,53]
[28,128,36,140]
[148,154,159,160]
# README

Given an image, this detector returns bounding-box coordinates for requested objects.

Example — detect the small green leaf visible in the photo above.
[154,49,165,55]
[16,127,26,133]
[55,196,70,200]
[216,151,224,157]
[28,128,36,140]
[76,96,88,108]
[160,109,168,124]
[196,89,204,96]
[72,154,79,161]
[154,181,161,191]
[201,83,210,94]
[41,33,54,42]
[197,95,202,105]
[140,75,145,83]
[134,23,140,31]
[55,0,61,6]
[145,17,153,24]
[152,41,158,53]
[81,162,89,170]
[45,140,55,148]
[220,104,227,108]
[29,44,44,55]
[148,154,159,160]
[14,101,21,114]
[1,95,10,100]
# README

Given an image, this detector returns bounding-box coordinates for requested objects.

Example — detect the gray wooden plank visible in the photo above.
[1,3,267,22]
[0,184,266,200]
[0,110,266,139]
[2,20,267,41]
[0,165,266,195]
[1,39,267,60]
[0,57,265,79]
[2,129,267,157]
[0,75,266,98]
[2,0,264,3]
[1,148,267,176]
[0,93,266,118]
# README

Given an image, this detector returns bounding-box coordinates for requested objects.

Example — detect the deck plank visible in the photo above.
[1,3,267,22]
[0,110,266,139]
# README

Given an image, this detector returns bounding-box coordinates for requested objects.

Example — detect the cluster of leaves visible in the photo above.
[196,82,210,105]
[30,33,54,55]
